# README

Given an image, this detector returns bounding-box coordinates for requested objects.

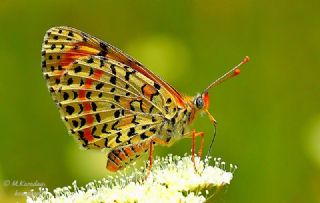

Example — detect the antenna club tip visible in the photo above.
[234,68,241,76]
[243,56,250,63]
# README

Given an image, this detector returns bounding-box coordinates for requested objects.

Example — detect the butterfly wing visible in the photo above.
[41,26,185,150]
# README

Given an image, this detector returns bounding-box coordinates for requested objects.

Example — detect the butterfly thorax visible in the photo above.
[156,99,196,146]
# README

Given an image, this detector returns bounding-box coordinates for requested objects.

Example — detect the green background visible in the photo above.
[0,0,319,202]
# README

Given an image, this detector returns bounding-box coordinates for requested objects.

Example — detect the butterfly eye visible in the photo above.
[195,96,204,109]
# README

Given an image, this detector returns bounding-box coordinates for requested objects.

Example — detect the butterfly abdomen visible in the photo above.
[106,141,150,172]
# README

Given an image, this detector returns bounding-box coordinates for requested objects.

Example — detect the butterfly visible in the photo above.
[41,26,249,173]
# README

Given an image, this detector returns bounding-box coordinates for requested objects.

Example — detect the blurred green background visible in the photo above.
[0,0,319,202]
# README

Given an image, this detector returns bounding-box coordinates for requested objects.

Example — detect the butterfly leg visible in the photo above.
[191,129,205,174]
[143,137,173,180]
[144,141,154,180]
[143,137,174,181]
[198,131,205,158]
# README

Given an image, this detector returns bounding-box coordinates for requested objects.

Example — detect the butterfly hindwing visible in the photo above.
[42,26,182,149]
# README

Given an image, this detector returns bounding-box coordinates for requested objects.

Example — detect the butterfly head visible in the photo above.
[193,92,210,110]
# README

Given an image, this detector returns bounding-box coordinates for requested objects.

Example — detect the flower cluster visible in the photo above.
[27,154,236,203]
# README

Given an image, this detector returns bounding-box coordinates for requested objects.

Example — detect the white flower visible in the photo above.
[27,154,236,203]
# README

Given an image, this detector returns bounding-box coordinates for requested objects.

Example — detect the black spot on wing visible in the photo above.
[132,115,139,125]
[67,78,73,85]
[114,110,120,118]
[72,120,79,128]
[149,128,157,133]
[154,83,160,90]
[65,105,74,115]
[149,106,154,113]
[104,137,109,147]
[92,102,97,111]
[150,90,159,101]
[116,132,122,143]
[79,79,84,86]
[171,117,176,125]
[79,104,83,114]
[100,42,108,50]
[110,64,116,75]
[86,91,92,99]
[127,128,136,137]
[63,92,69,100]
[55,78,60,84]
[89,68,94,76]
[102,124,110,134]
[125,70,136,81]
[99,59,105,67]
[110,76,116,84]
[74,66,82,73]
[92,126,97,135]
[141,84,147,95]
[78,131,88,146]
[129,100,144,112]
[112,120,120,130]
[140,133,148,140]
[50,44,56,50]
[114,95,120,102]
[95,114,101,123]
[110,87,116,92]
[68,31,74,37]
[139,100,144,112]
[97,50,107,56]
[80,118,86,127]
[96,83,104,90]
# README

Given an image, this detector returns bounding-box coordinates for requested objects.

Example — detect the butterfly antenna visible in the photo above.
[203,56,250,93]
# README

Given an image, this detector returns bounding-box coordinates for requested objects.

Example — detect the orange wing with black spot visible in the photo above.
[41,26,185,162]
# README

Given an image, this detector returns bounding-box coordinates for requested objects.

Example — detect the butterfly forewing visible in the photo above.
[42,26,184,159]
